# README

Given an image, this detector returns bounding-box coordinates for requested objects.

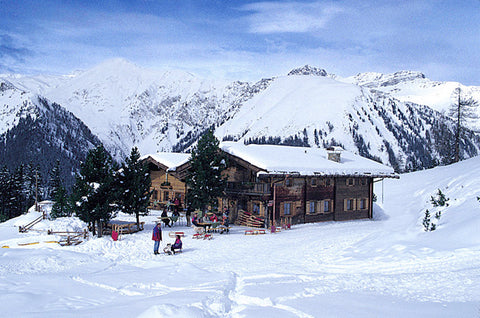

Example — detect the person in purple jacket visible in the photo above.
[152,222,162,255]
[170,235,183,254]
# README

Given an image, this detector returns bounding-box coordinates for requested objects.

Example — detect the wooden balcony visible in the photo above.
[226,182,271,196]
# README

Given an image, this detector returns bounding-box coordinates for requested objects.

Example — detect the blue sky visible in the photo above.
[1,0,479,84]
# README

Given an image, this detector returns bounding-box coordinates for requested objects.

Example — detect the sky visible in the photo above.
[1,0,479,85]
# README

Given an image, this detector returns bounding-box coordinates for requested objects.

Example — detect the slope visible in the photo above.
[346,70,480,130]
[0,80,102,188]
[215,70,480,171]
[42,59,271,159]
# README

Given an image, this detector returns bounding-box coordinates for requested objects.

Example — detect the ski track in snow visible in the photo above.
[1,216,479,317]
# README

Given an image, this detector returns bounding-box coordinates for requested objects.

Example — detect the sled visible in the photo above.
[204,234,213,240]
[163,243,182,255]
[245,229,266,235]
[192,233,204,239]
[168,231,185,238]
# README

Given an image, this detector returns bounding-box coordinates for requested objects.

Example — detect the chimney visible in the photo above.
[326,147,342,163]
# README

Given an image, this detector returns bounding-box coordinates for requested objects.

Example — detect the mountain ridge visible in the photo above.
[1,59,480,187]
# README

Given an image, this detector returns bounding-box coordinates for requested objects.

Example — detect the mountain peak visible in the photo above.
[287,65,327,77]
[353,70,427,87]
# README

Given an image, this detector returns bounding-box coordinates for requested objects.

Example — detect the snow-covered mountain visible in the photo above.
[0,80,101,186]
[345,70,480,131]
[215,67,480,171]
[30,59,271,159]
[1,61,480,182]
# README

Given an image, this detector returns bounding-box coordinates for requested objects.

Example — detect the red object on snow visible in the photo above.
[112,230,118,241]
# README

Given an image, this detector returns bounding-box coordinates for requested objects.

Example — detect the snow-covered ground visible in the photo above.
[1,157,480,317]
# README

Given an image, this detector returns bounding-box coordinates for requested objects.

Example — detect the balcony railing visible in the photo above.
[226,182,271,195]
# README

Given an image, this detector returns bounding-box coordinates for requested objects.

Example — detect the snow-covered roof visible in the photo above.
[220,142,396,177]
[140,152,190,171]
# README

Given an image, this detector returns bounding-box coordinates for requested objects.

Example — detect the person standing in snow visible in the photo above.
[222,207,229,227]
[185,206,192,226]
[191,212,199,226]
[152,222,162,255]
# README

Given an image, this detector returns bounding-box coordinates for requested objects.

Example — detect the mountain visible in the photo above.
[0,80,102,188]
[345,70,480,131]
[1,61,480,184]
[215,69,480,171]
[34,59,272,159]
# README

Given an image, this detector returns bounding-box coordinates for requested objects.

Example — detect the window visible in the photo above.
[325,178,331,186]
[345,198,355,211]
[163,191,169,202]
[346,178,354,186]
[311,178,317,186]
[361,179,367,185]
[323,200,330,212]
[152,189,158,200]
[284,202,291,215]
[285,179,292,187]
[359,198,368,210]
[309,201,316,213]
[253,203,260,214]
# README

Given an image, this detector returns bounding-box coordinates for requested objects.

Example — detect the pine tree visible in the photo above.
[10,166,26,217]
[186,129,227,211]
[118,147,152,229]
[422,209,431,231]
[0,166,10,221]
[50,185,70,219]
[23,163,39,211]
[49,160,62,199]
[449,87,479,162]
[72,145,117,237]
[49,160,70,219]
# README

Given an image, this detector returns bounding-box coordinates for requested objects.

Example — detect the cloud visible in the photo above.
[240,1,344,34]
[0,33,33,73]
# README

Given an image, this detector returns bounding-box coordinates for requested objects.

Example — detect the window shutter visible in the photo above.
[344,199,348,211]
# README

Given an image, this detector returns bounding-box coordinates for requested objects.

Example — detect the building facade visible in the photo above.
[144,142,397,225]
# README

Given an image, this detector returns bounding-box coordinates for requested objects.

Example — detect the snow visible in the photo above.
[344,70,480,131]
[221,142,395,177]
[140,152,191,170]
[215,75,361,141]
[1,156,480,317]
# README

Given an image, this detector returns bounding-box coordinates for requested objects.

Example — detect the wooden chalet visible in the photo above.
[140,153,190,210]
[208,142,398,226]
[145,142,398,227]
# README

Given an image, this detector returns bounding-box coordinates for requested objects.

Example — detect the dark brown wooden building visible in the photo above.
[145,142,397,226]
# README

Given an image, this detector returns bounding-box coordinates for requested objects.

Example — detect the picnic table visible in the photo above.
[197,222,212,230]
[158,214,181,225]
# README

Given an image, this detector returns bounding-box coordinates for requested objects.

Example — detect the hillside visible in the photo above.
[38,59,272,159]
[345,70,480,131]
[215,70,480,171]
[1,156,479,317]
[0,81,101,187]
[1,61,480,177]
